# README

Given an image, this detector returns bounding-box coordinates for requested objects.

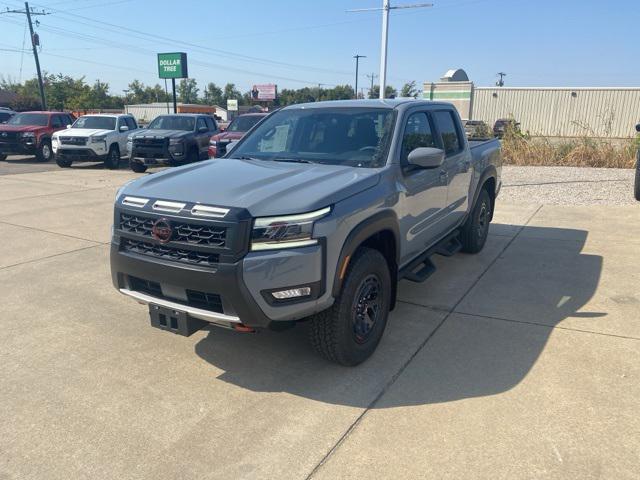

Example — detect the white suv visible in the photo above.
[52,114,138,169]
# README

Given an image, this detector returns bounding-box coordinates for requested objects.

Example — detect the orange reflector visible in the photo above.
[233,323,256,333]
[339,255,351,279]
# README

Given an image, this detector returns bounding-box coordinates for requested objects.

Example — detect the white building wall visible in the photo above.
[472,87,640,138]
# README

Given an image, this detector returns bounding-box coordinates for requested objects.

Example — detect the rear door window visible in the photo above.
[433,110,462,155]
[400,112,437,166]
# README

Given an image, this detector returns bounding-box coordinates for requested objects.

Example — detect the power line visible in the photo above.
[2,2,50,109]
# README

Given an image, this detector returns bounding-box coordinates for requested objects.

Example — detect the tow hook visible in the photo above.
[233,323,256,333]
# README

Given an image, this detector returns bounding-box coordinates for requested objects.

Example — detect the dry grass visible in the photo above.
[500,126,639,169]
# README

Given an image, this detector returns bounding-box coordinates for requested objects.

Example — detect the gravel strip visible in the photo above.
[499,166,638,205]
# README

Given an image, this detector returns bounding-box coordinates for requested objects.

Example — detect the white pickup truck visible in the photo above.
[52,114,138,169]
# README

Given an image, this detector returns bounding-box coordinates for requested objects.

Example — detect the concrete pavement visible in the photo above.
[1,166,638,479]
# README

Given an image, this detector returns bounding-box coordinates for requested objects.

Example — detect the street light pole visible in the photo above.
[353,54,366,99]
[347,1,433,100]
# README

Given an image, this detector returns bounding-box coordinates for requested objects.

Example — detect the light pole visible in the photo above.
[348,1,433,99]
[353,54,366,99]
[366,73,378,98]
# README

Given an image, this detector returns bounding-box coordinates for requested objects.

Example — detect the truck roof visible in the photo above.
[282,98,452,110]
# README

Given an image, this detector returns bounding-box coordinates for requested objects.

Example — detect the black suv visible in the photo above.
[128,114,218,173]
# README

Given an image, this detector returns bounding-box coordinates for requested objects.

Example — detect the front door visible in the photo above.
[397,111,448,266]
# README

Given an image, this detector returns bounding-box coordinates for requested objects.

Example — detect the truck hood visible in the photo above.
[130,129,191,140]
[124,158,380,217]
[0,125,46,133]
[53,128,111,137]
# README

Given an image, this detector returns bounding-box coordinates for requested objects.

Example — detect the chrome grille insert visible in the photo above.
[153,200,186,213]
[122,196,149,208]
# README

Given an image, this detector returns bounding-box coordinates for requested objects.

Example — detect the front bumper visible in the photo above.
[0,140,37,155]
[130,143,185,165]
[54,147,107,162]
[110,240,327,329]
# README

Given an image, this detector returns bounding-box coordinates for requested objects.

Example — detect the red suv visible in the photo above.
[0,111,75,162]
[208,113,267,158]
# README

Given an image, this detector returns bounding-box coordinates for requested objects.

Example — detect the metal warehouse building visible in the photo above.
[424,70,640,138]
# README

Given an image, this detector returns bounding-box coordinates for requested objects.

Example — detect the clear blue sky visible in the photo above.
[0,0,638,96]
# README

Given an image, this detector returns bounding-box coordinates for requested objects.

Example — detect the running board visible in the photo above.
[399,231,461,283]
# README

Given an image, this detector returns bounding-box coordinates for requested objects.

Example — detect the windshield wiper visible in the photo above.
[271,157,314,164]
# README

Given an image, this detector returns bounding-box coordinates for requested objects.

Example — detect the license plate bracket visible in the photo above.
[149,304,208,336]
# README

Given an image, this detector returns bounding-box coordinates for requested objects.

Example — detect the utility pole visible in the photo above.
[3,3,49,109]
[496,72,506,87]
[366,73,378,98]
[353,54,366,99]
[348,1,433,99]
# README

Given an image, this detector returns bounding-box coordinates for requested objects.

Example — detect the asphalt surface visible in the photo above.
[1,163,639,479]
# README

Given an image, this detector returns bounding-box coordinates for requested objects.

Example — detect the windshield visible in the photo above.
[228,115,263,132]
[72,116,116,130]
[148,116,195,131]
[230,107,395,168]
[7,113,49,126]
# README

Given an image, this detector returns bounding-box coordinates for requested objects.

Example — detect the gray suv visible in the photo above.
[111,99,502,365]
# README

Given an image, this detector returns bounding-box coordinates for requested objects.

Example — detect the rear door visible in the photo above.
[432,109,472,228]
[396,110,449,265]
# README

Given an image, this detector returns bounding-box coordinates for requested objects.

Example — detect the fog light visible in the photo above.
[271,287,311,300]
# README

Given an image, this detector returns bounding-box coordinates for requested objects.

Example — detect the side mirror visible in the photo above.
[66,124,71,129]
[219,127,226,132]
[636,124,640,133]
[407,147,445,169]
[119,125,129,132]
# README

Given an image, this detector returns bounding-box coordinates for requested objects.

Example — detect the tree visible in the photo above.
[203,82,223,106]
[400,81,419,98]
[178,78,199,104]
[368,84,397,99]
[222,83,242,106]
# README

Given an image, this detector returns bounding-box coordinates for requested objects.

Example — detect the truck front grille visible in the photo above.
[128,275,224,314]
[59,136,88,146]
[120,213,227,247]
[0,132,19,142]
[121,238,219,266]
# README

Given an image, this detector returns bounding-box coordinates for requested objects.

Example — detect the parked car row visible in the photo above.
[0,110,267,171]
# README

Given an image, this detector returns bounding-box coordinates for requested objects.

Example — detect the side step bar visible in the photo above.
[399,231,462,283]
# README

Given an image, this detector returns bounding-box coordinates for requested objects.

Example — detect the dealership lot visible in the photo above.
[1,162,639,479]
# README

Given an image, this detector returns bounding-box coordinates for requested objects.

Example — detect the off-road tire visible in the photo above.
[104,144,120,170]
[0,154,7,161]
[634,152,640,201]
[130,160,147,173]
[35,140,52,162]
[186,147,199,163]
[460,187,491,254]
[309,247,391,366]
[55,155,72,168]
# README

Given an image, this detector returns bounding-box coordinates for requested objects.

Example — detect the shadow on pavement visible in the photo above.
[194,225,603,408]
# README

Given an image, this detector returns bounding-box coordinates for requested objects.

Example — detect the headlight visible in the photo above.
[251,207,331,251]
[20,132,35,138]
[90,136,107,143]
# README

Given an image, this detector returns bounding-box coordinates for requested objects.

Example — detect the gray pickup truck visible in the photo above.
[111,99,501,365]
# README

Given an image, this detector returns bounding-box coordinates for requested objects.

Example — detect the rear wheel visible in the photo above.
[460,188,492,254]
[104,144,120,170]
[309,247,391,366]
[36,140,52,162]
[130,160,147,173]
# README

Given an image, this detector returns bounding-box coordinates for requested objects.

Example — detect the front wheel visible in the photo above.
[104,145,120,170]
[460,188,492,254]
[129,160,147,173]
[309,247,391,366]
[36,140,52,162]
[0,153,7,161]
[55,156,72,168]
